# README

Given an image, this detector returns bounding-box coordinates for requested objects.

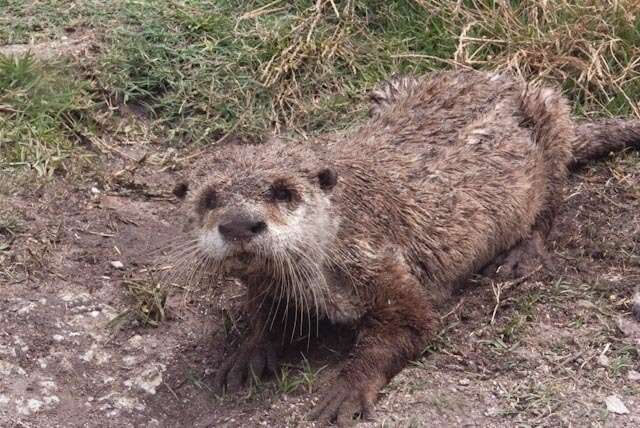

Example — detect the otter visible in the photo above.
[178,70,640,426]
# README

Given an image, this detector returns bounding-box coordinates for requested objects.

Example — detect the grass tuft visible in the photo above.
[108,278,169,332]
[275,366,302,394]
[274,356,325,394]
[0,53,93,175]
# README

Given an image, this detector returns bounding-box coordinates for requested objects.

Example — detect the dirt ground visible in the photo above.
[2,39,640,428]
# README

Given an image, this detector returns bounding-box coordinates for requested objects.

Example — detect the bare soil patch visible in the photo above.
[0,29,95,61]
[1,139,639,427]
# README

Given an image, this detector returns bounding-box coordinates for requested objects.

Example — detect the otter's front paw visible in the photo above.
[308,379,379,427]
[214,340,279,392]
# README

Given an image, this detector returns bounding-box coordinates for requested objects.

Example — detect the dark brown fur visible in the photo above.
[181,70,640,426]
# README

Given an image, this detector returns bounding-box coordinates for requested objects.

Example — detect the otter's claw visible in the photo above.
[214,341,278,392]
[309,381,376,427]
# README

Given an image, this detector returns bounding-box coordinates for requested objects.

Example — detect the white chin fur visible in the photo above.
[198,228,228,259]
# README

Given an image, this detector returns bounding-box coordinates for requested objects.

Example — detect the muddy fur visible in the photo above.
[178,70,640,426]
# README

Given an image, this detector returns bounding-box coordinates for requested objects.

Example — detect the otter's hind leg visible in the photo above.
[483,230,552,279]
[486,86,574,280]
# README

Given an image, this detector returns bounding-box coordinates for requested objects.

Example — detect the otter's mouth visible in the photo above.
[222,250,259,275]
[230,250,254,264]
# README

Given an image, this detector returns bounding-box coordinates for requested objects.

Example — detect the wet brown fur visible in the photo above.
[183,70,640,425]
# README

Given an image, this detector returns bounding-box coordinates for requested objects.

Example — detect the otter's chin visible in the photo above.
[222,251,260,276]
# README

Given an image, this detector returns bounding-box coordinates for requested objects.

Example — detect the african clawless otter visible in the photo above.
[179,70,640,425]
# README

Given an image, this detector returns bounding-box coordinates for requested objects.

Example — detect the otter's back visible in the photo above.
[332,71,573,292]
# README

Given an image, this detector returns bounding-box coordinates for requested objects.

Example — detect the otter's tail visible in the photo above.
[572,118,640,167]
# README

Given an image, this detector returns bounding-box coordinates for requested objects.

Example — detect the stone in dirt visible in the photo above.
[597,353,609,367]
[124,364,166,395]
[617,317,640,342]
[605,395,629,415]
[628,370,640,382]
[110,260,125,269]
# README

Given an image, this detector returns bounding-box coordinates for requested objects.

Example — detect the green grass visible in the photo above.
[0,53,93,175]
[1,0,639,171]
[499,379,563,421]
[275,366,301,394]
[274,357,325,394]
[95,0,454,143]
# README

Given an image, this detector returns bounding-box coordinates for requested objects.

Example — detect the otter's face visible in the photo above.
[191,166,339,275]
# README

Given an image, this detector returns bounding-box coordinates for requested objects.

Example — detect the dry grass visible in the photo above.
[421,0,640,117]
[107,277,169,332]
[104,0,638,140]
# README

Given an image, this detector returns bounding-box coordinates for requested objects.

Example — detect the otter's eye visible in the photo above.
[197,187,217,214]
[269,181,294,202]
[272,187,291,202]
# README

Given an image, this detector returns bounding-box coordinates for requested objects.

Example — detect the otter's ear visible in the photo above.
[317,168,337,191]
[172,181,189,200]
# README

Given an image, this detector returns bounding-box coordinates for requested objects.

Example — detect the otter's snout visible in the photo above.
[218,216,267,242]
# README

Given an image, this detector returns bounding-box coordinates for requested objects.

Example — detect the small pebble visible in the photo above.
[110,261,124,269]
[605,395,629,414]
[628,370,640,381]
[597,354,610,367]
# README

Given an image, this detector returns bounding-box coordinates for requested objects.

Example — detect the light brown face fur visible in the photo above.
[177,69,640,425]
[187,142,341,304]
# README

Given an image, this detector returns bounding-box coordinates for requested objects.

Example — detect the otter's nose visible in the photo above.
[218,219,267,242]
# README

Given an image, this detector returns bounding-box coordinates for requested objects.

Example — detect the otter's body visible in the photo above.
[316,71,572,318]
[180,70,639,426]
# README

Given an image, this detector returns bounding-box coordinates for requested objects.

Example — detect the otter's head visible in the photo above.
[186,143,339,278]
